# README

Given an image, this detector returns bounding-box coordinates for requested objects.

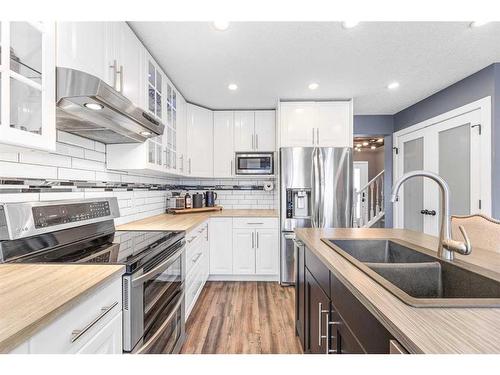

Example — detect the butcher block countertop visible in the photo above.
[295,228,500,354]
[117,209,278,232]
[0,264,124,353]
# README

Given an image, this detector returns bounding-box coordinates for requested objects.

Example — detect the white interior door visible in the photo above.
[353,161,369,224]
[394,107,489,236]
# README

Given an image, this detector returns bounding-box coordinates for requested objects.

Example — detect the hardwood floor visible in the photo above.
[180,281,303,354]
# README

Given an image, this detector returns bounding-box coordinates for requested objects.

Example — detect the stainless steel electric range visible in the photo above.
[0,198,186,354]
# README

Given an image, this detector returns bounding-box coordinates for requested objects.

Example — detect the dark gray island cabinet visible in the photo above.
[295,243,407,354]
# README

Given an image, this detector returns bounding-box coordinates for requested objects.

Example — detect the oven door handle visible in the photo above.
[134,291,184,354]
[131,246,184,287]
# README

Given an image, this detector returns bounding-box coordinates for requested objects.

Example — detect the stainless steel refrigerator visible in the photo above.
[280,147,353,285]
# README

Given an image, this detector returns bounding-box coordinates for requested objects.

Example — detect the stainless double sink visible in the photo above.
[322,239,500,307]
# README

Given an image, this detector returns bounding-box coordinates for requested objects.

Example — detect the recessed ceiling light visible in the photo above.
[356,143,362,147]
[228,83,238,91]
[140,131,152,137]
[377,138,384,143]
[362,141,369,146]
[308,82,319,90]
[387,82,400,90]
[356,148,362,152]
[371,145,376,150]
[341,21,360,29]
[213,21,230,31]
[470,21,490,28]
[83,103,104,111]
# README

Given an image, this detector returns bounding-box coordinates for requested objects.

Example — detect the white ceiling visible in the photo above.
[130,22,500,114]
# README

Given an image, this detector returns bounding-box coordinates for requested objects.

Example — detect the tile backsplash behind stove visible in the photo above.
[0,131,277,224]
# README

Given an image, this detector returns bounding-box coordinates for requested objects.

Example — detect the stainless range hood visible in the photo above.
[56,67,164,144]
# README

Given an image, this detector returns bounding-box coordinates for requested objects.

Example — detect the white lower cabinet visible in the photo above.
[209,218,233,274]
[77,313,123,354]
[255,229,279,275]
[185,221,209,320]
[208,217,279,280]
[232,229,256,274]
[11,276,123,354]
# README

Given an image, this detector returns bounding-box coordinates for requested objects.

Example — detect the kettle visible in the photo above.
[205,191,218,207]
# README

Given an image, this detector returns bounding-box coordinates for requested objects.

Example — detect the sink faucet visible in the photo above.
[391,170,472,261]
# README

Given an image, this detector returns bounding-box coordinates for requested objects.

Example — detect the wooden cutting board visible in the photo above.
[169,206,223,214]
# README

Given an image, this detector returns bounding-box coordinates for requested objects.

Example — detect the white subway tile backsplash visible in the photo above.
[95,171,122,183]
[57,130,95,150]
[0,161,58,179]
[55,143,85,158]
[39,192,85,201]
[0,153,19,162]
[58,167,96,181]
[20,152,72,168]
[0,193,40,203]
[84,149,106,162]
[94,142,106,153]
[72,158,105,171]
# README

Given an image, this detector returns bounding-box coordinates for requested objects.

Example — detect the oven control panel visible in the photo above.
[33,201,111,228]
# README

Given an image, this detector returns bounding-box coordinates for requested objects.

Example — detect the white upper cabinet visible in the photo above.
[279,101,353,148]
[213,111,234,177]
[56,22,109,84]
[316,101,353,147]
[280,102,316,147]
[234,111,255,152]
[254,110,276,151]
[176,94,187,175]
[186,104,213,177]
[109,22,143,106]
[234,110,275,152]
[0,22,56,152]
[56,22,143,107]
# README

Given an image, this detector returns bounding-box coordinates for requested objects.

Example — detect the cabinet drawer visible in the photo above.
[186,222,208,242]
[305,247,330,297]
[77,312,123,354]
[232,217,278,229]
[330,272,393,354]
[186,238,205,277]
[29,277,122,354]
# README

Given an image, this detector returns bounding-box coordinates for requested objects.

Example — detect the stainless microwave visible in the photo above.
[235,152,274,175]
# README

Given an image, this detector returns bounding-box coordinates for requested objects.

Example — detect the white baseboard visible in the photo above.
[208,274,279,282]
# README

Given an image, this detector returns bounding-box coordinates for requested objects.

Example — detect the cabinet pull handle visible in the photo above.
[117,65,124,93]
[318,302,329,348]
[247,222,264,225]
[188,158,192,174]
[256,231,259,248]
[230,159,233,175]
[328,320,340,354]
[251,232,255,249]
[71,301,118,343]
[180,155,184,172]
[312,128,315,145]
[109,59,118,91]
[316,128,319,145]
[251,134,255,150]
[255,134,259,150]
[192,252,202,264]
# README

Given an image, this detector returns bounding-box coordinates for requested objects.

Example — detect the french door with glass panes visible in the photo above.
[0,22,55,151]
[394,108,490,236]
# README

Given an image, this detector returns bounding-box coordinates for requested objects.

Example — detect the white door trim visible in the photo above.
[393,96,492,227]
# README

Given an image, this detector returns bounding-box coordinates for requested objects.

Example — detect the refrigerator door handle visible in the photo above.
[311,148,320,228]
[318,149,325,227]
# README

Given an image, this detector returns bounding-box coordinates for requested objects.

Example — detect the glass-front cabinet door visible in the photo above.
[0,22,55,151]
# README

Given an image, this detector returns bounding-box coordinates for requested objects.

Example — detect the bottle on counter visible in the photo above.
[184,192,192,209]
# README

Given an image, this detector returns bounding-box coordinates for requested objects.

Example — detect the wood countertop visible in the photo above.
[117,209,278,232]
[0,264,124,353]
[295,228,500,354]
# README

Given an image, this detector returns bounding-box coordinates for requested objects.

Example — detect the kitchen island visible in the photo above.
[295,228,500,354]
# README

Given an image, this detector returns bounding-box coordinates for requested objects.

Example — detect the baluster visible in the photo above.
[369,183,375,220]
[363,190,369,225]
[380,174,384,214]
[375,179,380,215]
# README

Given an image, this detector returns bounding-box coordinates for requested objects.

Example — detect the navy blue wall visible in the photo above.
[393,63,499,218]
[353,115,394,227]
